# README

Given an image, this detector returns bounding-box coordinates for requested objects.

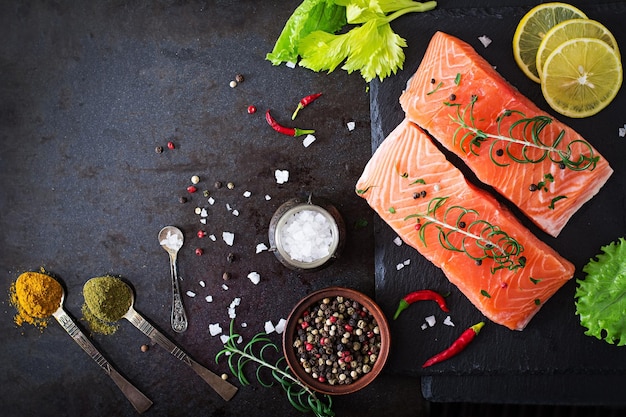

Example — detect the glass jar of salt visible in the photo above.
[269,196,345,271]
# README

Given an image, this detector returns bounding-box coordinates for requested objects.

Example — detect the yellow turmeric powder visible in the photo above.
[10,271,63,329]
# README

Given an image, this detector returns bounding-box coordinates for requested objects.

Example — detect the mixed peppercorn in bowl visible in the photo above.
[283,287,390,395]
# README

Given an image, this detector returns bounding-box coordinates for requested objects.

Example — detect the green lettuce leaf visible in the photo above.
[575,237,626,346]
[266,0,346,66]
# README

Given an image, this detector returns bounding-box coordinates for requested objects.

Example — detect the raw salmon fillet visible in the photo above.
[356,119,575,330]
[400,31,613,237]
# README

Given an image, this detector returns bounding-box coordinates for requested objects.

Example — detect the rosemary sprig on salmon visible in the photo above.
[448,95,599,171]
[405,197,525,273]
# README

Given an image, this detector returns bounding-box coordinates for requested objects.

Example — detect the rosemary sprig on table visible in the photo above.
[216,321,334,417]
[448,95,598,171]
[405,197,525,273]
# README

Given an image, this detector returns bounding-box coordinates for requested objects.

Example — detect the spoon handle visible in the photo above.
[169,254,188,333]
[52,308,153,413]
[125,309,238,401]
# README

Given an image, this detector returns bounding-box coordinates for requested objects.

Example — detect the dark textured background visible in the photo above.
[1,1,625,416]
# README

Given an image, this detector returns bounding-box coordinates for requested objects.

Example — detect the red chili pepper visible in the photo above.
[422,322,485,368]
[393,289,449,320]
[291,92,322,120]
[265,110,315,137]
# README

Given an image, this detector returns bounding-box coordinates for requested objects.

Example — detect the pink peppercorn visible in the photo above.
[167,141,175,149]
[247,105,256,114]
[305,343,314,351]
[187,186,197,193]
[300,321,309,330]
[197,230,206,238]
[195,248,203,256]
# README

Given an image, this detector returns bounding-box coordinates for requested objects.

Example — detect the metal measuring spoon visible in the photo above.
[158,226,188,333]
[52,285,153,413]
[121,282,238,401]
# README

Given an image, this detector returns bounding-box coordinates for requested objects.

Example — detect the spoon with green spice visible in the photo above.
[158,226,188,333]
[56,278,153,413]
[83,276,238,401]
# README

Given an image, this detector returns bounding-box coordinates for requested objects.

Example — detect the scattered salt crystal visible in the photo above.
[275,318,287,334]
[256,243,268,253]
[278,209,333,262]
[228,308,236,319]
[200,218,207,224]
[434,184,440,192]
[205,295,213,302]
[230,298,241,308]
[403,259,410,266]
[619,124,626,137]
[265,194,272,201]
[396,263,404,271]
[222,284,229,290]
[275,169,289,184]
[302,134,316,147]
[393,236,402,246]
[232,210,239,216]
[286,61,296,68]
[425,315,436,327]
[209,234,216,241]
[201,208,208,217]
[248,271,261,285]
[186,290,196,297]
[208,197,215,205]
[199,280,206,288]
[443,316,455,327]
[421,323,428,330]
[209,323,222,336]
[223,231,235,246]
[220,334,230,344]
[226,203,232,211]
[241,322,248,328]
[237,336,243,344]
[347,121,356,131]
[478,35,492,48]
[264,320,275,334]
[243,191,251,198]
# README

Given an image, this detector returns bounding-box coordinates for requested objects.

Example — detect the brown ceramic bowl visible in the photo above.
[283,287,390,395]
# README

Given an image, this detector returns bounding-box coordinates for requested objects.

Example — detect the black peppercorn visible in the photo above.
[235,73,244,83]
[214,181,222,189]
[496,149,504,156]
[529,184,538,192]
[179,196,187,204]
[155,146,163,154]
[226,252,235,263]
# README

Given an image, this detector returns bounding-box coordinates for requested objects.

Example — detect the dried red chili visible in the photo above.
[265,110,315,137]
[291,92,322,120]
[393,289,449,320]
[422,321,485,368]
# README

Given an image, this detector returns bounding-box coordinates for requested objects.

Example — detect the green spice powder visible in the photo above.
[82,276,132,335]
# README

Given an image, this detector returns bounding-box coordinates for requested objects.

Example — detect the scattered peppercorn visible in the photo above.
[496,149,504,156]
[167,141,175,150]
[222,272,231,281]
[214,181,222,189]
[247,105,257,114]
[559,162,566,169]
[430,78,436,84]
[202,190,210,197]
[449,94,457,101]
[459,221,466,229]
[191,175,200,184]
[227,182,235,190]
[187,186,197,193]
[179,196,187,204]
[141,344,149,352]
[226,252,235,263]
[197,230,206,238]
[195,248,203,256]
[529,184,538,192]
[235,73,244,83]
[221,373,229,380]
[155,146,163,154]
[229,80,237,88]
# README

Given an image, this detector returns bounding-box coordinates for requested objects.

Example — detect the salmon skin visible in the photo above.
[356,119,575,330]
[399,31,613,238]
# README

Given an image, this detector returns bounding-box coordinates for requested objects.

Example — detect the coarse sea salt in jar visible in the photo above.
[269,197,345,271]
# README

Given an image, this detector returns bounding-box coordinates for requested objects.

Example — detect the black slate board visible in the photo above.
[370,2,626,382]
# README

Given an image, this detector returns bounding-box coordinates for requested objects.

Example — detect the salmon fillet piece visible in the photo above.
[356,119,575,330]
[399,31,613,237]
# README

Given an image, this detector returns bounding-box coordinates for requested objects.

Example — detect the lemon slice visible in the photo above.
[513,2,587,83]
[537,19,620,79]
[541,38,623,118]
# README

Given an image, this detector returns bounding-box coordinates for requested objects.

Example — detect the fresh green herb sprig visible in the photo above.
[216,321,334,417]
[448,95,599,171]
[405,196,526,273]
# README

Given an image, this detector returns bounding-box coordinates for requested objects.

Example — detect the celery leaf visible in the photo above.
[575,237,626,346]
[266,0,346,66]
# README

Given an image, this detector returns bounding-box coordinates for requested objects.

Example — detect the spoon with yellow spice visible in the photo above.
[83,276,238,401]
[11,271,153,413]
